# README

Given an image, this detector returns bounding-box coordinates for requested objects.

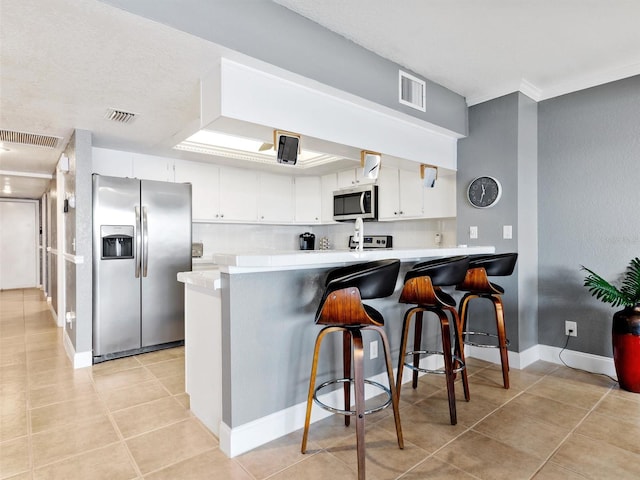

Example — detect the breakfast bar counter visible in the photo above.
[178,246,494,457]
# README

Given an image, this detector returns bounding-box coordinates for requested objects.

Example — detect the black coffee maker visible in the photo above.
[299,232,315,250]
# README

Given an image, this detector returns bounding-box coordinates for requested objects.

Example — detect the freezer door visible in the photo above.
[92,175,141,356]
[140,180,192,347]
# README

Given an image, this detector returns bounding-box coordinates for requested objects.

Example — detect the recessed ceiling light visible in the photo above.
[174,129,344,169]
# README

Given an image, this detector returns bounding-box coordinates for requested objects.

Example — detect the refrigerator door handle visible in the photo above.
[142,206,149,277]
[135,206,142,278]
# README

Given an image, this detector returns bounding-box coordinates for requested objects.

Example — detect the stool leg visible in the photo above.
[343,330,352,427]
[367,326,404,450]
[437,310,457,425]
[396,307,418,399]
[302,326,340,454]
[492,296,510,389]
[412,311,423,389]
[351,329,366,480]
[447,306,470,401]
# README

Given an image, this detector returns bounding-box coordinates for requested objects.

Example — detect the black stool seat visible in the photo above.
[302,259,403,480]
[456,252,518,389]
[397,255,470,425]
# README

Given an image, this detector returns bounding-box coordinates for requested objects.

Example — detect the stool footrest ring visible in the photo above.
[463,331,511,348]
[313,378,392,416]
[404,350,466,375]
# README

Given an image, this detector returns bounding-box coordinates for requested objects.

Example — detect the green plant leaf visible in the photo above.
[620,257,640,306]
[582,265,627,307]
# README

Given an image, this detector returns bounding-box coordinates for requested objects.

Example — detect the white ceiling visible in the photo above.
[2,0,640,199]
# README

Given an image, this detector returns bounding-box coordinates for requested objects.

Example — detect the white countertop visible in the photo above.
[209,246,495,273]
[178,268,220,289]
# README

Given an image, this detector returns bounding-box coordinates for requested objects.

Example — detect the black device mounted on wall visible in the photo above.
[276,134,299,165]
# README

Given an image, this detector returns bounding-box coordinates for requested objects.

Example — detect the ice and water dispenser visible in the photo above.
[100,225,134,259]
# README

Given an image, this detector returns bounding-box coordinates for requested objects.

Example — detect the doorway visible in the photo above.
[0,200,39,289]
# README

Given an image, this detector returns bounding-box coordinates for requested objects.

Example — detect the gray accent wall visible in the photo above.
[98,0,467,136]
[456,93,522,351]
[538,75,640,357]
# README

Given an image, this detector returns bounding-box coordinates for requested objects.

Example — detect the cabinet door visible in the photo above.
[336,169,357,189]
[376,167,401,220]
[219,167,258,221]
[424,173,457,218]
[132,153,174,182]
[397,168,424,218]
[92,147,133,177]
[174,160,220,221]
[294,177,321,224]
[320,173,338,223]
[258,173,294,223]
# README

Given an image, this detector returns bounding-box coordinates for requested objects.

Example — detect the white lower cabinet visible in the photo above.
[294,176,321,223]
[377,166,424,220]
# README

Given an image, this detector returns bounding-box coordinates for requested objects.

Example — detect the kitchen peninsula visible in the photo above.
[177,246,494,457]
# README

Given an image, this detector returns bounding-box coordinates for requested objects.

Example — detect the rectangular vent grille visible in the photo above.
[105,108,136,124]
[399,70,426,112]
[0,129,61,148]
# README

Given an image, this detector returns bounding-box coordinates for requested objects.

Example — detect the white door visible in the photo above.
[0,200,38,289]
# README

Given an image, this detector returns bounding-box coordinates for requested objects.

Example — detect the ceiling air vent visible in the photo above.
[0,129,61,148]
[104,108,136,124]
[399,70,426,112]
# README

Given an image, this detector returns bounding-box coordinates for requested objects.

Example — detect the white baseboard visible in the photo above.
[46,297,62,327]
[219,356,440,458]
[62,330,93,369]
[216,345,616,458]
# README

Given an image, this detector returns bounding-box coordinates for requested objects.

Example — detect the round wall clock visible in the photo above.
[467,176,502,208]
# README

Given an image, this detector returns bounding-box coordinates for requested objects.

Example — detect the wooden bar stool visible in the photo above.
[397,255,470,425]
[456,253,518,389]
[301,259,403,480]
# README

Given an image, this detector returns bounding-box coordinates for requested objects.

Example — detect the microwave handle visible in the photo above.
[360,192,366,214]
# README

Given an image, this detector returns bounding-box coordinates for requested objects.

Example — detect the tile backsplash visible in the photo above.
[192,218,456,257]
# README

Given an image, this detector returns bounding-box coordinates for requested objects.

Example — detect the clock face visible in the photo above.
[467,176,502,208]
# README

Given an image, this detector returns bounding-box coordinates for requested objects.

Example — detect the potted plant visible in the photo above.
[583,257,640,392]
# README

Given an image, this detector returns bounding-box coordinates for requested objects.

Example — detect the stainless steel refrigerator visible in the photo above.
[92,174,192,363]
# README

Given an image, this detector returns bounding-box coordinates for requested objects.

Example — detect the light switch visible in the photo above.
[469,226,478,239]
[503,225,513,239]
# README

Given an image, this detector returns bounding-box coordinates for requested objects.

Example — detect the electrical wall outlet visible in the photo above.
[370,340,378,359]
[469,226,478,239]
[565,321,577,337]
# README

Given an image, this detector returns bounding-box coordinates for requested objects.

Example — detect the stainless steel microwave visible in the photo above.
[333,184,378,221]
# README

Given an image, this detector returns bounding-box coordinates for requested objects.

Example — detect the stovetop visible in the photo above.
[348,235,393,249]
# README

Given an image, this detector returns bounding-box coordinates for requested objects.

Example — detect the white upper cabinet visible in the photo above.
[377,166,423,220]
[320,173,338,223]
[174,160,220,222]
[294,176,321,224]
[258,172,294,223]
[336,167,376,189]
[218,167,258,222]
[423,173,457,218]
[132,153,175,182]
[92,148,133,177]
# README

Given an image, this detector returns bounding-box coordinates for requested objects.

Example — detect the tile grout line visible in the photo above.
[90,357,145,479]
[526,383,618,480]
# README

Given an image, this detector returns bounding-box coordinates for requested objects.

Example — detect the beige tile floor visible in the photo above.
[2,288,640,479]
